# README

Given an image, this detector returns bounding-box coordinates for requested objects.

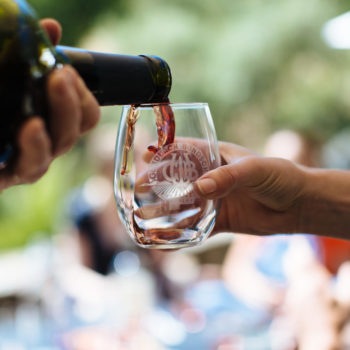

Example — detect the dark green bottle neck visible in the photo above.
[55,46,172,106]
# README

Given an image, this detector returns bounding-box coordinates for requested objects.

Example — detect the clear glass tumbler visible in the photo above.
[114,102,221,249]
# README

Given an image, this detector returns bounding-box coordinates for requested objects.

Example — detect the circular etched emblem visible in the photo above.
[148,142,210,202]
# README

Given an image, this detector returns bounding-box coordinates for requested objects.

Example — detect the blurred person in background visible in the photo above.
[192,133,350,347]
[59,124,196,350]
[0,18,100,193]
[280,237,350,350]
[221,130,350,350]
[66,123,182,301]
[67,124,127,274]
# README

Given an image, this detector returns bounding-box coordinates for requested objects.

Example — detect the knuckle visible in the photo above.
[21,165,50,184]
[54,133,78,155]
[218,164,238,190]
[81,106,100,132]
[50,73,66,95]
[50,66,77,96]
[64,64,78,76]
[222,164,237,181]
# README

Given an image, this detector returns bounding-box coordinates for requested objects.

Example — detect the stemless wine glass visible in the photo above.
[114,102,221,249]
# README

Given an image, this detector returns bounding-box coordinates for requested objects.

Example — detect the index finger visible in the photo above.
[39,18,62,45]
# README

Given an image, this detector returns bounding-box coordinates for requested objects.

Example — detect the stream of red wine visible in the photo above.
[147,102,175,154]
[121,100,175,175]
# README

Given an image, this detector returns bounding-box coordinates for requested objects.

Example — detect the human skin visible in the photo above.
[195,141,350,240]
[0,18,100,192]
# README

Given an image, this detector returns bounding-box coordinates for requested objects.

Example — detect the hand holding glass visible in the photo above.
[114,103,221,249]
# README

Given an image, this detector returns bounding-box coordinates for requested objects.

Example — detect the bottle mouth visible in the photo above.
[139,55,172,103]
[123,102,209,109]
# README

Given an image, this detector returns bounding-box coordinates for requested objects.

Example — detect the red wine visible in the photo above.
[130,194,215,247]
[133,226,182,245]
[148,101,175,154]
[121,105,140,176]
[121,100,176,175]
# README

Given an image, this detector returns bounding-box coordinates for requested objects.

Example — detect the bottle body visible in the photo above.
[0,0,172,168]
[0,0,60,167]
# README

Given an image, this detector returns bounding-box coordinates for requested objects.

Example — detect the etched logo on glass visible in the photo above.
[148,142,209,203]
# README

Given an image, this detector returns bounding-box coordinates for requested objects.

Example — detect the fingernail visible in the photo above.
[196,178,217,194]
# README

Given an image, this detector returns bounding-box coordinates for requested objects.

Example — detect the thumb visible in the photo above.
[195,156,267,199]
[195,156,303,212]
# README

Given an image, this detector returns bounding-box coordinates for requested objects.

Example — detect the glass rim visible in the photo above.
[122,102,209,110]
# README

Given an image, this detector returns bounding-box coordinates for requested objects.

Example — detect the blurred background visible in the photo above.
[1,0,350,348]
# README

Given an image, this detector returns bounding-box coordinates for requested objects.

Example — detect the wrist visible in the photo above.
[299,168,350,239]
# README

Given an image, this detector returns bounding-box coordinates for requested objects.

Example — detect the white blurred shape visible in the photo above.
[40,48,56,67]
[1,343,26,350]
[264,129,305,160]
[0,240,52,297]
[322,128,350,169]
[179,307,206,333]
[335,261,350,306]
[57,265,110,323]
[145,308,186,346]
[83,176,112,210]
[269,315,296,350]
[162,252,200,286]
[15,302,41,343]
[113,250,140,277]
[322,12,350,49]
[282,236,316,281]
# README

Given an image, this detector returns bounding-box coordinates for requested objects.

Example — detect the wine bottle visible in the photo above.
[0,0,172,169]
[55,46,171,106]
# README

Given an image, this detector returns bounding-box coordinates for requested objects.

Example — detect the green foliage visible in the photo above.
[29,0,125,45]
[0,146,91,250]
[82,0,350,149]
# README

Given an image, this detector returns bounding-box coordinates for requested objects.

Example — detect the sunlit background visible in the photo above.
[1,0,350,348]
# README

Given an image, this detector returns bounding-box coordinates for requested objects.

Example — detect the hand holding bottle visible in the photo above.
[0,0,171,190]
[0,18,100,192]
[195,141,350,239]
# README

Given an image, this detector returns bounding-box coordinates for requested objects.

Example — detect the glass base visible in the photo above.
[134,236,207,250]
[131,220,216,249]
